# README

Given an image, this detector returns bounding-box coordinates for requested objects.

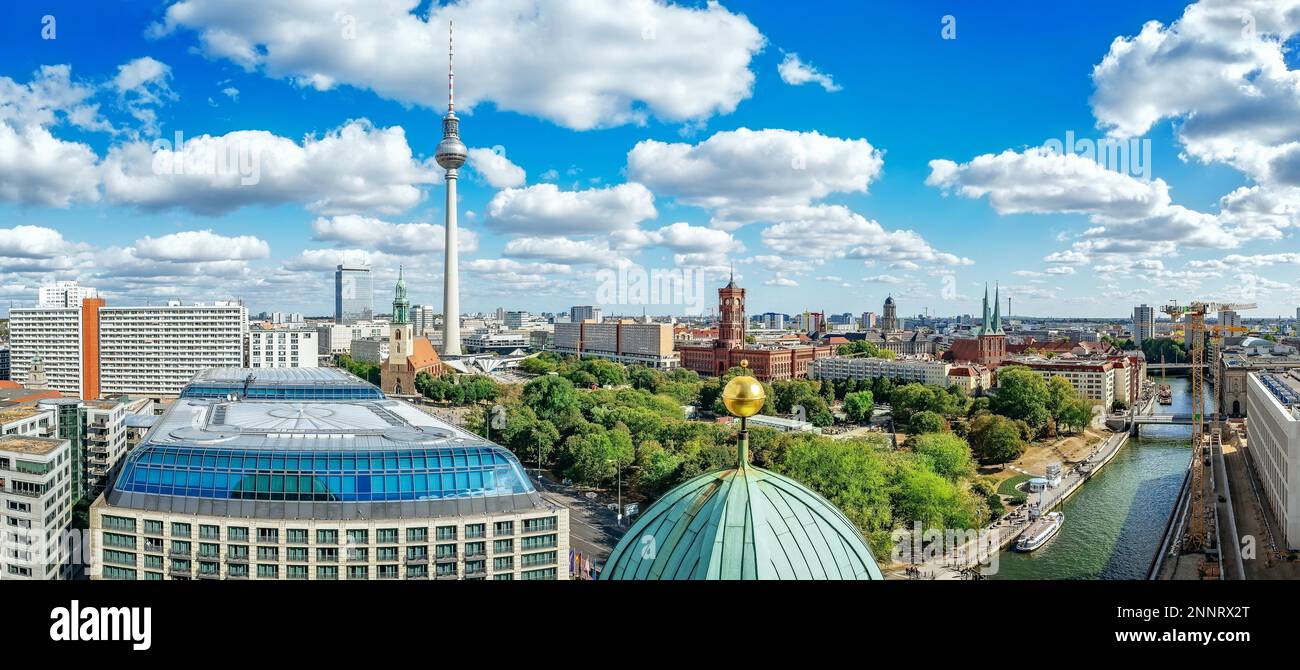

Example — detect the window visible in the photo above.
[347,565,368,580]
[493,556,514,571]
[436,544,456,559]
[103,566,136,580]
[227,563,248,578]
[143,519,163,536]
[405,546,427,560]
[465,560,486,576]
[317,529,338,544]
[287,565,308,580]
[378,564,398,579]
[228,545,249,560]
[494,521,513,536]
[103,533,136,550]
[406,527,427,543]
[522,551,556,567]
[144,555,163,570]
[493,573,514,581]
[377,547,398,562]
[317,547,338,563]
[493,539,513,554]
[435,563,457,577]
[286,528,309,544]
[346,529,368,545]
[348,547,368,562]
[436,526,456,541]
[169,540,191,556]
[228,526,249,542]
[103,515,136,532]
[465,523,486,539]
[257,546,278,561]
[257,528,279,544]
[465,542,486,557]
[316,565,338,580]
[103,549,136,566]
[405,564,428,578]
[257,564,278,579]
[521,568,556,581]
[377,528,398,544]
[198,543,220,558]
[199,524,220,540]
[171,522,191,538]
[287,547,308,562]
[522,534,557,550]
[522,517,556,534]
[144,571,163,581]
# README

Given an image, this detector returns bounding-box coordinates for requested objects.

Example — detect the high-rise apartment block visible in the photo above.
[9,299,247,399]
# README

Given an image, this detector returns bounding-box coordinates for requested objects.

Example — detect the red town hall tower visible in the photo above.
[678,273,831,382]
[717,273,745,349]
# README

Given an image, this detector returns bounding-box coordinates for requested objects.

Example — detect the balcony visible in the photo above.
[167,567,191,578]
[464,548,486,559]
[434,572,460,581]
[434,553,458,564]
[196,571,221,580]
[225,556,248,565]
[168,549,191,559]
[404,556,429,565]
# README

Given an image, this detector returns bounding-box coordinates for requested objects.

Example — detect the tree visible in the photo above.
[818,379,835,404]
[632,440,684,498]
[907,410,947,435]
[583,359,627,387]
[627,366,662,393]
[559,430,616,486]
[518,357,557,375]
[843,390,875,424]
[522,375,580,427]
[968,413,1025,464]
[1058,398,1094,434]
[990,366,1051,430]
[910,433,975,481]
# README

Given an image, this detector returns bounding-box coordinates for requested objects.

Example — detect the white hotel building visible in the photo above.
[1246,372,1300,550]
[810,355,952,387]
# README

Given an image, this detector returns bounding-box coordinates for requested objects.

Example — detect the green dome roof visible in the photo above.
[600,460,882,580]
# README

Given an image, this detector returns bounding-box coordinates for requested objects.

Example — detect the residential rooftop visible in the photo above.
[0,405,47,425]
[0,435,64,456]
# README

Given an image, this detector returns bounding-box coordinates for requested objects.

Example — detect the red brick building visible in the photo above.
[678,275,831,382]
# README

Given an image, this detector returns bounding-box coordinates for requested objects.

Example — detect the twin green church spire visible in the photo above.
[977,283,1003,336]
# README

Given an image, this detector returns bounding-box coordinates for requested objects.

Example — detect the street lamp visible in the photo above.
[607,457,623,526]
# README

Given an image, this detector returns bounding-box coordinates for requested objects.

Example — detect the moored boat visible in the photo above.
[1015,511,1064,552]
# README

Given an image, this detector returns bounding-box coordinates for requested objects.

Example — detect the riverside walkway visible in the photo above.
[892,428,1131,580]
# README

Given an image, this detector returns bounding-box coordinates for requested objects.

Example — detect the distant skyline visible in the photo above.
[2,0,1300,320]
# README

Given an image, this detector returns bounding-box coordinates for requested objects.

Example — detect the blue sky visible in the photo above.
[1,0,1298,319]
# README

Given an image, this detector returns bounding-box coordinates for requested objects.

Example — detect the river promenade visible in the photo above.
[889,426,1134,580]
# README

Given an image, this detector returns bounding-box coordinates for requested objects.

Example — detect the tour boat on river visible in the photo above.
[1015,511,1064,552]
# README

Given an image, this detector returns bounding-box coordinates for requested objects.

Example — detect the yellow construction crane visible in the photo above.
[1160,300,1255,579]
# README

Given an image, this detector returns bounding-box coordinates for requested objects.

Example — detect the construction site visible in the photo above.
[1147,300,1300,580]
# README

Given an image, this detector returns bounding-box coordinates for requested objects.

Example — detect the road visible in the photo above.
[530,470,626,578]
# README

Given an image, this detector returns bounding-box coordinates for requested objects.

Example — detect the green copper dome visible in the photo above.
[600,460,882,580]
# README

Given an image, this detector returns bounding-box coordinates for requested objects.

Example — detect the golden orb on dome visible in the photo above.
[722,360,765,418]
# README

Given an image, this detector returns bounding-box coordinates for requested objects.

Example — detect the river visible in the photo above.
[987,375,1204,580]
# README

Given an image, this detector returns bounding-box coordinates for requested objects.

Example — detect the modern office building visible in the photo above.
[0,434,74,580]
[553,321,678,368]
[316,320,391,357]
[1245,372,1300,549]
[811,355,952,387]
[0,347,9,381]
[335,264,375,325]
[412,305,436,337]
[350,337,389,364]
[38,280,97,308]
[1133,304,1156,344]
[248,325,318,369]
[464,331,529,354]
[569,306,601,324]
[1220,309,1242,329]
[89,367,568,580]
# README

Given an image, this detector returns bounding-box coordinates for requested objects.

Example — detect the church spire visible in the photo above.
[977,283,990,336]
[991,283,1003,334]
[392,264,410,325]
